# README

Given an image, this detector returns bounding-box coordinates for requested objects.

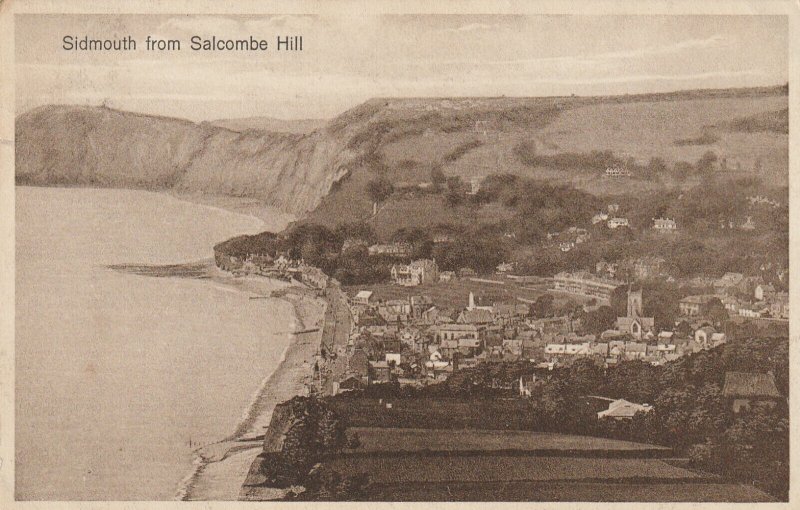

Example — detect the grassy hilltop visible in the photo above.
[303,85,788,235]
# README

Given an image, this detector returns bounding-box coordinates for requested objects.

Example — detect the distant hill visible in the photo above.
[210,117,327,134]
[16,85,788,221]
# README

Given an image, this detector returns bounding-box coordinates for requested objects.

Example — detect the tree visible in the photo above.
[366,176,394,203]
[531,294,554,318]
[696,151,718,173]
[701,297,728,328]
[430,164,446,192]
[582,305,616,334]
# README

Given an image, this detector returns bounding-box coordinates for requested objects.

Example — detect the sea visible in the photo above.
[15,186,294,500]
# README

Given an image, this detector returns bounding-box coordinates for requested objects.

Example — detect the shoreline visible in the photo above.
[177,272,327,501]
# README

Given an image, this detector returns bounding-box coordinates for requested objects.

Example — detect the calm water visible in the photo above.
[16,187,294,500]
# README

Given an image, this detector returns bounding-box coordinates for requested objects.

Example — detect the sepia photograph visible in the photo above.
[4,1,795,505]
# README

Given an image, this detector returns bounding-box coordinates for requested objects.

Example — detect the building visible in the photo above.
[722,372,781,413]
[622,256,667,281]
[391,259,439,286]
[434,323,481,343]
[597,399,652,420]
[652,217,677,232]
[714,272,746,295]
[615,288,655,340]
[439,271,456,282]
[352,290,374,306]
[769,292,789,319]
[552,271,622,302]
[519,374,537,397]
[679,294,717,316]
[368,242,412,258]
[607,217,629,229]
[605,166,631,178]
[457,308,494,326]
[754,283,776,301]
[369,361,393,383]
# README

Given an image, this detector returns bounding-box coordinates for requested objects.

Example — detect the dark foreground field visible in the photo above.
[360,480,775,502]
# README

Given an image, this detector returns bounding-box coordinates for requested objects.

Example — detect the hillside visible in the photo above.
[303,85,788,234]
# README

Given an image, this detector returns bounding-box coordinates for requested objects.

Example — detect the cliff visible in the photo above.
[15,105,355,216]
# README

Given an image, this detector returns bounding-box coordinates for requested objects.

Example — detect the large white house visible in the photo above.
[391,259,439,286]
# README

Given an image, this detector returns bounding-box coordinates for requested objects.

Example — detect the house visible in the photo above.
[457,308,494,326]
[722,372,781,413]
[694,326,717,348]
[552,271,622,302]
[652,217,677,232]
[434,323,481,343]
[352,290,374,306]
[625,256,667,281]
[740,216,756,230]
[592,212,609,224]
[605,166,631,177]
[378,299,412,323]
[607,217,629,229]
[710,332,727,348]
[544,343,566,355]
[679,295,717,316]
[368,242,412,258]
[385,352,402,366]
[369,361,392,383]
[714,272,746,295]
[391,259,439,286]
[458,267,477,278]
[439,271,456,282]
[769,292,789,319]
[738,305,763,318]
[597,399,652,420]
[754,283,776,301]
[496,262,515,273]
[466,177,483,195]
[519,374,537,397]
[410,295,433,318]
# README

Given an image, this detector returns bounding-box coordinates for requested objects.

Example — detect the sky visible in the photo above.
[15,14,788,121]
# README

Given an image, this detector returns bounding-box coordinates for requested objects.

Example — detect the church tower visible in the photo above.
[627,287,643,318]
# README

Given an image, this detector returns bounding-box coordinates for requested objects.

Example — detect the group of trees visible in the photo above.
[259,395,367,499]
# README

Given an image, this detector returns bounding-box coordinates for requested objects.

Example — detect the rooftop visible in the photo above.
[722,372,781,399]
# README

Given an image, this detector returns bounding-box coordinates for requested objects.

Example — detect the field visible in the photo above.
[349,427,669,454]
[360,480,775,502]
[343,277,560,310]
[325,455,704,484]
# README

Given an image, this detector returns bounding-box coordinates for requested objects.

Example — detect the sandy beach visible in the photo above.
[179,272,326,501]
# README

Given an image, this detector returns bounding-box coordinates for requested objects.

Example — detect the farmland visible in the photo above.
[324,455,705,484]
[348,427,670,454]
[360,480,775,502]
